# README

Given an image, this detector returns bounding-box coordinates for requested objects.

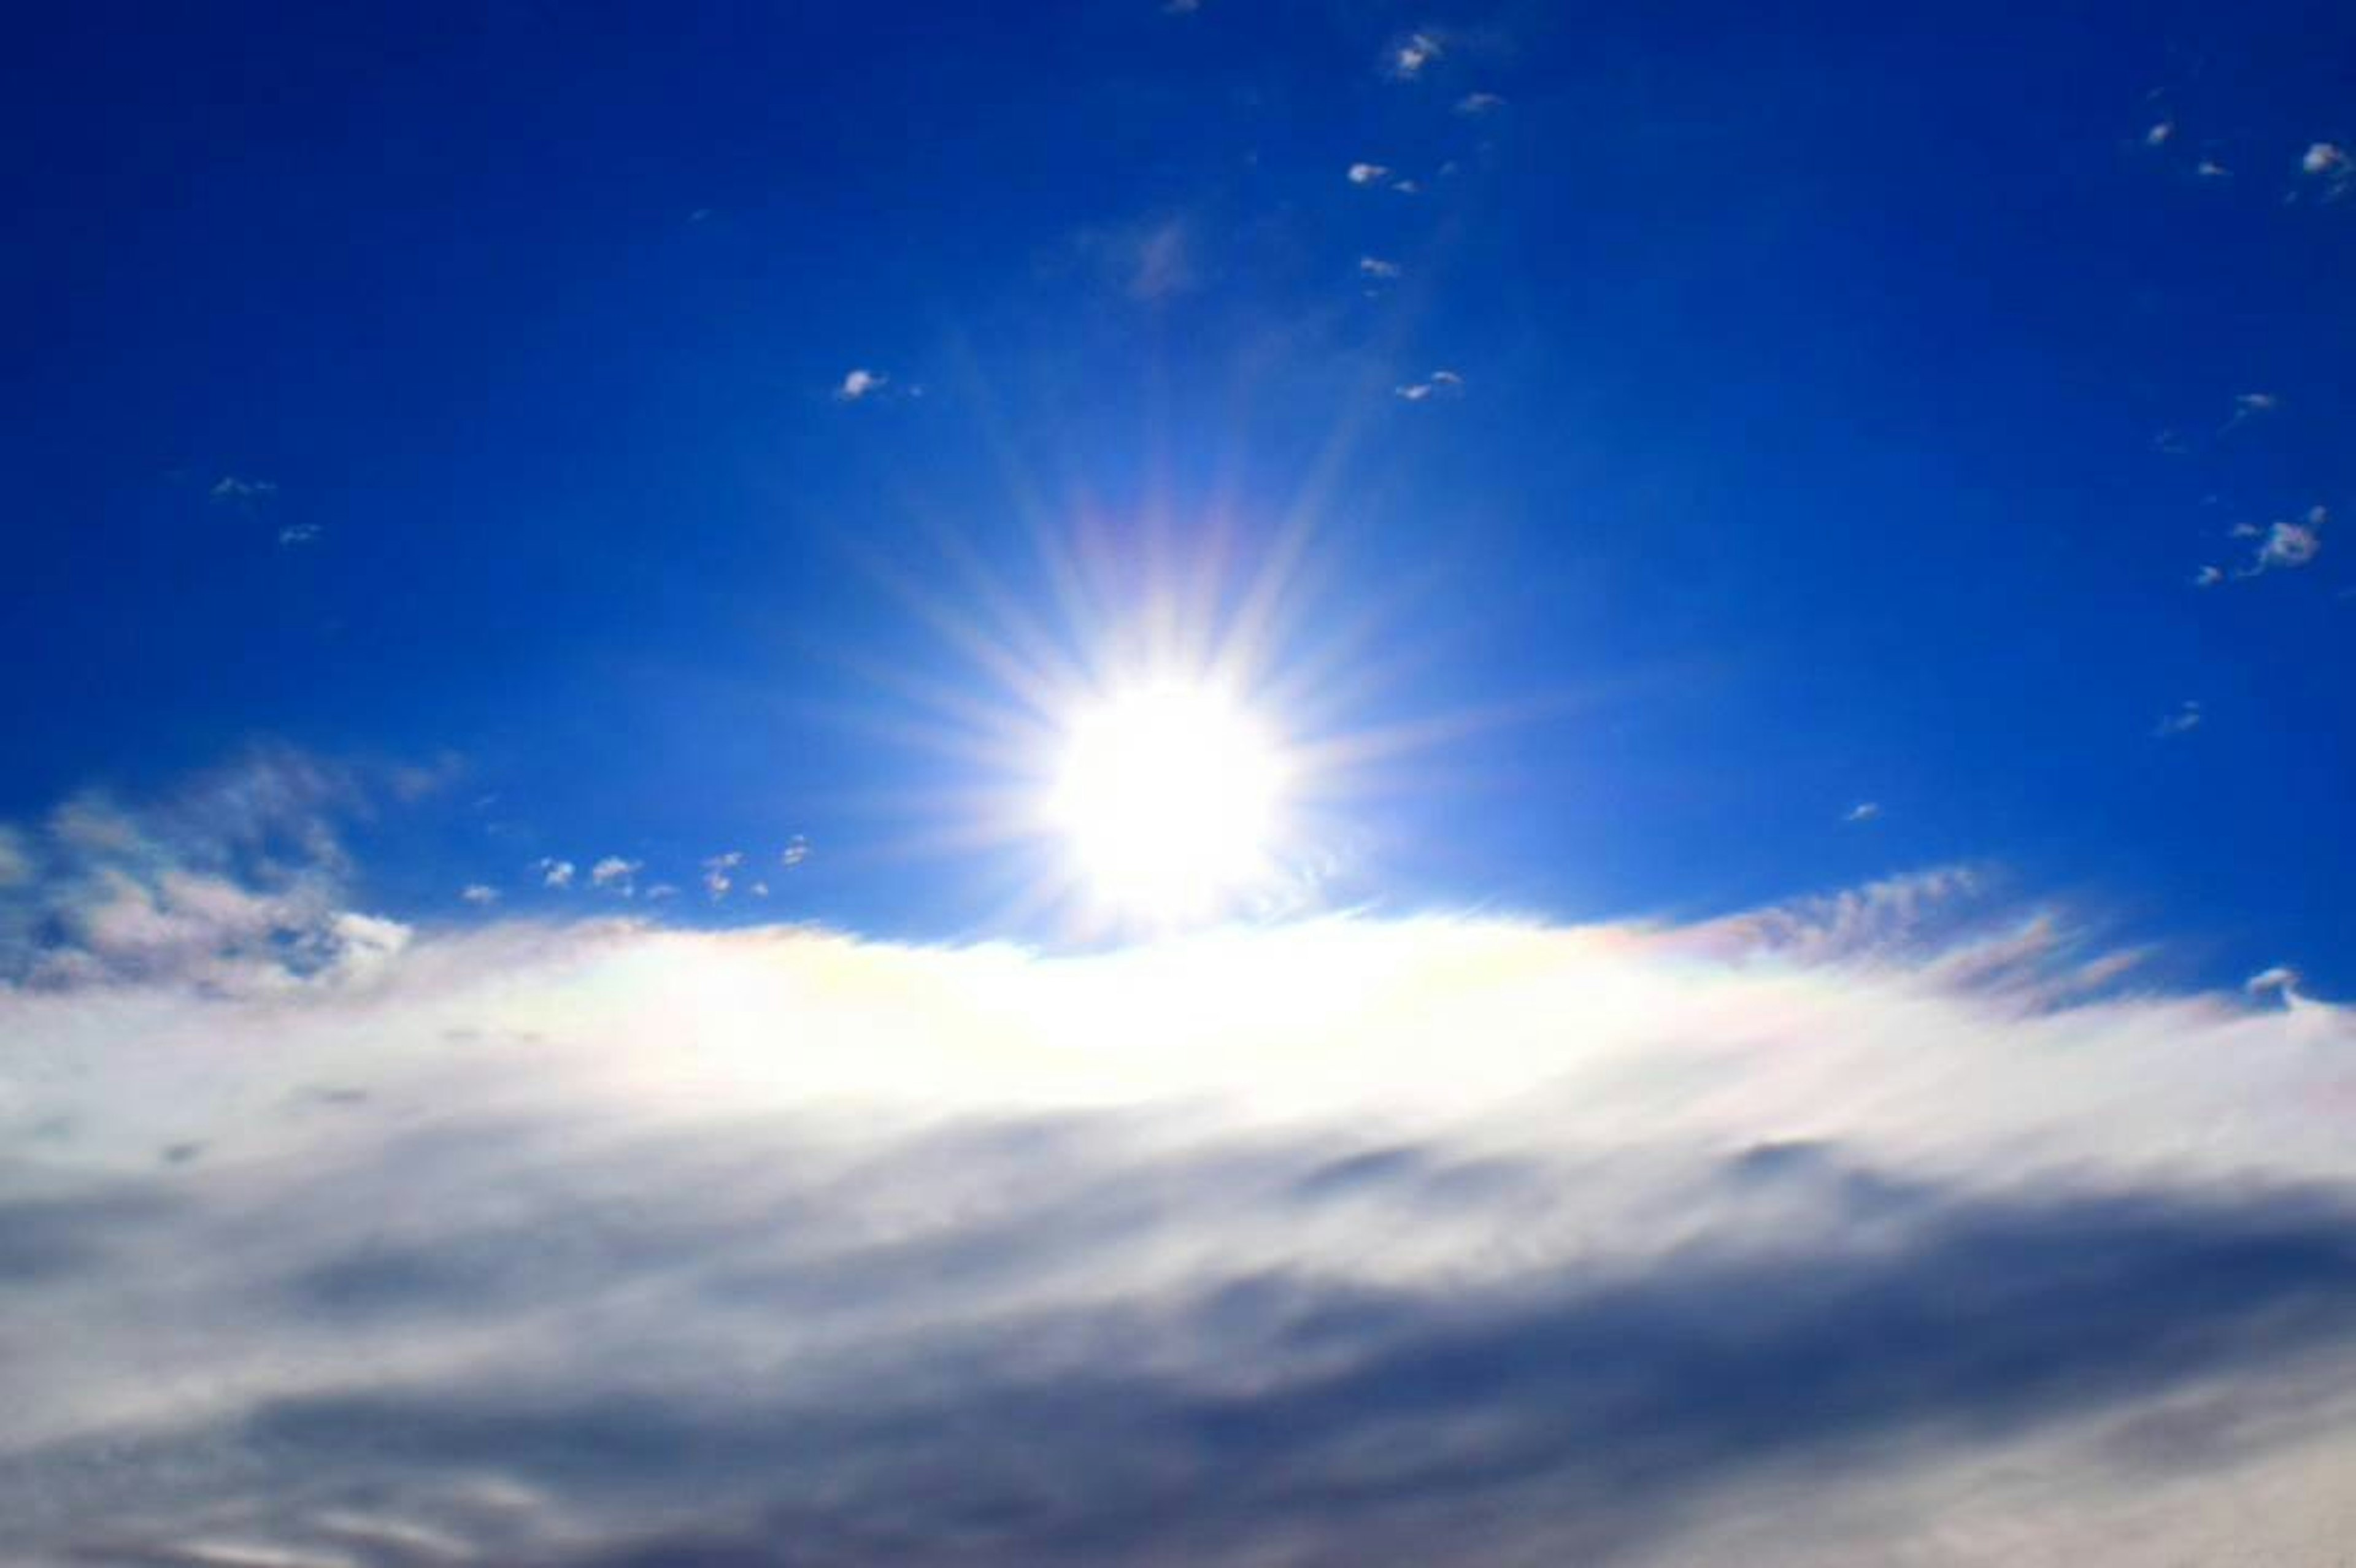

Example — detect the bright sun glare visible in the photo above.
[1049,681,1290,922]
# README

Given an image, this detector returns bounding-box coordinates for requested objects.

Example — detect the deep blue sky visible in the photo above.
[8,0,2354,981]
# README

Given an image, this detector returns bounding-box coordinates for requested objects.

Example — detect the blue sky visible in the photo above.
[13,7,2356,1563]
[10,0,2354,977]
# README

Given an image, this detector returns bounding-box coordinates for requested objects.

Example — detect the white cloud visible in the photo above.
[539,859,576,891]
[835,369,887,401]
[4,868,2356,1565]
[2198,158,2231,178]
[2218,507,2326,580]
[1846,801,1882,823]
[1458,91,1507,114]
[2260,521,2322,569]
[2193,565,2224,588]
[2301,142,2346,176]
[2145,120,2174,147]
[1388,30,1443,79]
[0,750,398,994]
[702,851,745,901]
[459,884,499,906]
[275,523,320,546]
[209,476,277,502]
[2154,700,2203,738]
[1347,161,1391,185]
[1396,369,1465,401]
[2247,964,2301,997]
[590,856,640,894]
[2248,513,2323,575]
[1359,255,1403,280]
[781,836,810,869]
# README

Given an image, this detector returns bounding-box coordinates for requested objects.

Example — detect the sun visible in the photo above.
[1047,680,1291,923]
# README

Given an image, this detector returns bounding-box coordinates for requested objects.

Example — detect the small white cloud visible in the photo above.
[1396,369,1464,402]
[1846,802,1882,823]
[2145,121,2174,147]
[2193,564,2224,588]
[1359,256,1403,280]
[1391,178,1422,194]
[2246,964,2301,1001]
[209,476,276,502]
[750,881,771,899]
[836,369,888,402]
[1458,91,1507,115]
[644,882,679,902]
[2197,158,2231,179]
[460,884,499,907]
[2265,522,2323,567]
[1388,31,1443,79]
[782,836,810,869]
[2153,700,2203,738]
[590,856,641,894]
[275,524,320,547]
[539,859,576,891]
[2222,509,2325,579]
[703,851,745,901]
[2252,518,2322,573]
[2301,142,2346,176]
[1347,162,1392,186]
[2219,392,2276,436]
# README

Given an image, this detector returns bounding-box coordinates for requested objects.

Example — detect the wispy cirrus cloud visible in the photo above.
[1395,368,1464,401]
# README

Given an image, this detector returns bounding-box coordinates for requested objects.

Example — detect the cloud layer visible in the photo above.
[6,844,2356,1565]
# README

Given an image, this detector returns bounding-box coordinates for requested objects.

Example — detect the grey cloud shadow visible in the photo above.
[0,1182,178,1286]
[156,1126,2356,1566]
